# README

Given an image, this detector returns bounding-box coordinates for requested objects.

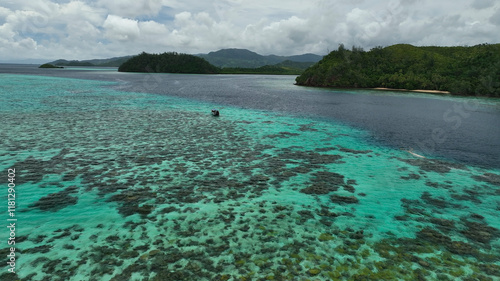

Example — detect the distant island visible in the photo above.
[46,48,321,75]
[198,48,322,68]
[39,63,63,69]
[48,56,133,67]
[118,52,315,75]
[118,52,219,74]
[295,44,500,97]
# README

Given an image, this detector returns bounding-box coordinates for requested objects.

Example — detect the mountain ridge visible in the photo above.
[47,49,323,68]
[50,56,134,67]
[196,48,322,68]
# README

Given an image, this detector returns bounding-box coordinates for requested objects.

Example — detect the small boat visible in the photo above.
[211,109,220,116]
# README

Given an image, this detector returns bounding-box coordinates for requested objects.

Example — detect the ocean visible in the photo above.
[1,65,499,280]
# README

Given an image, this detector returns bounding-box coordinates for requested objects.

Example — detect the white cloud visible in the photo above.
[97,0,165,18]
[103,15,140,42]
[0,22,15,40]
[490,8,500,26]
[1,0,500,62]
[240,16,311,54]
[471,0,495,9]
[166,11,239,52]
[58,1,105,25]
[0,6,11,21]
[174,11,192,26]
[139,20,169,36]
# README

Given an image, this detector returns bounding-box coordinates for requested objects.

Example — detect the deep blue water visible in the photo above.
[2,64,499,168]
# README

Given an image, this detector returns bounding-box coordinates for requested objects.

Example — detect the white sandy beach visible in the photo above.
[373,87,451,94]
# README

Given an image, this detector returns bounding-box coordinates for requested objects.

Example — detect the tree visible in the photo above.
[295,43,500,96]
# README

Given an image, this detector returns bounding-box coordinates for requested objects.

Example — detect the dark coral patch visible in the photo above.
[451,188,483,204]
[461,219,500,245]
[331,194,359,204]
[265,132,300,139]
[317,207,338,218]
[315,147,336,152]
[298,124,319,132]
[62,171,78,181]
[429,218,455,232]
[280,149,343,165]
[472,173,500,186]
[400,173,421,180]
[300,183,338,194]
[23,245,53,254]
[29,186,78,211]
[337,145,372,154]
[0,272,22,281]
[297,210,315,221]
[447,241,480,256]
[300,171,355,194]
[14,159,45,184]
[107,188,156,218]
[416,227,483,257]
[416,228,452,245]
[398,158,467,174]
[420,191,461,209]
[425,181,452,189]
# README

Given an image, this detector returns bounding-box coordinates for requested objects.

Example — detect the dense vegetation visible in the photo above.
[118,52,219,74]
[39,63,63,68]
[219,65,296,75]
[48,49,321,69]
[119,52,308,75]
[295,44,500,97]
[54,61,94,66]
[220,61,310,75]
[50,56,132,67]
[197,48,321,68]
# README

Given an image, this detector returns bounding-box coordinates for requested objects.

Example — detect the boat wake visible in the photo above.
[401,148,426,158]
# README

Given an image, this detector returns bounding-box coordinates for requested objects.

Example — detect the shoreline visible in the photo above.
[372,87,451,94]
[294,83,461,96]
[296,83,500,99]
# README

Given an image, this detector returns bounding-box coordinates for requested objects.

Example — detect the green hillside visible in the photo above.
[197,48,322,68]
[49,56,132,67]
[39,63,63,69]
[51,60,94,66]
[295,44,500,97]
[118,52,311,75]
[118,52,219,74]
[46,49,322,71]
[219,60,313,75]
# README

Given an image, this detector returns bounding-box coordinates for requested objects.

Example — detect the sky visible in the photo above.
[1,0,499,62]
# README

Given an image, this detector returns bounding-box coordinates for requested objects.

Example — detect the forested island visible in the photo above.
[118,52,220,74]
[198,48,321,68]
[295,44,500,97]
[219,61,310,75]
[118,52,307,75]
[39,63,63,69]
[50,56,133,67]
[47,49,320,70]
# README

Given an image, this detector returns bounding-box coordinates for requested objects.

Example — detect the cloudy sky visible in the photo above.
[1,0,499,62]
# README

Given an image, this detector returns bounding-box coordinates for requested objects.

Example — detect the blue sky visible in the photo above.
[1,0,499,62]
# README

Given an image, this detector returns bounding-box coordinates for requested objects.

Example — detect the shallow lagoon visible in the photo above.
[0,70,499,280]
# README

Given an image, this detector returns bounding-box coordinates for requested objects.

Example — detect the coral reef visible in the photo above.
[3,74,499,281]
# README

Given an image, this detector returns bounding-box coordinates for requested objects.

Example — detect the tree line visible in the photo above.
[118,52,220,74]
[295,44,500,97]
[118,52,305,75]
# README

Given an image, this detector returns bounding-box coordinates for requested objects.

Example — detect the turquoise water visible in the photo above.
[1,74,499,280]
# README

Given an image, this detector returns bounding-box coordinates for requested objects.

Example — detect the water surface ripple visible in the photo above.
[0,65,499,280]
